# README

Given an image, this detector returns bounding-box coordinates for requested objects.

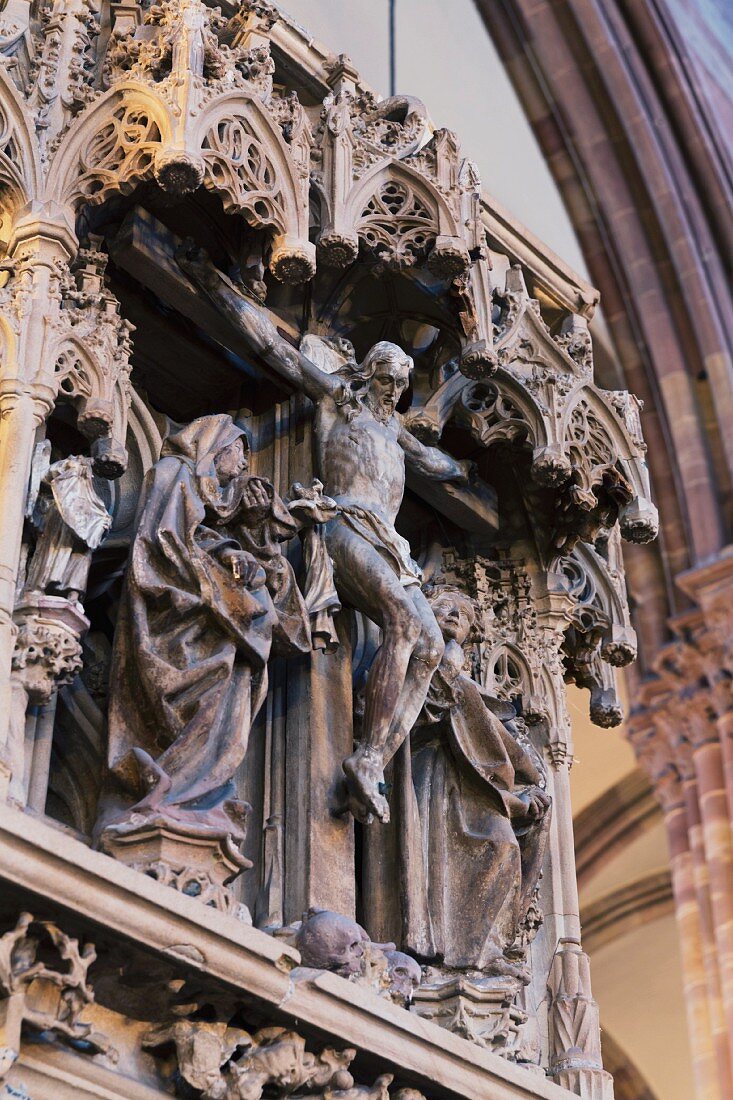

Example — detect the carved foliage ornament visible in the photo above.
[11,619,83,703]
[354,94,428,165]
[143,1019,403,1100]
[0,912,113,1080]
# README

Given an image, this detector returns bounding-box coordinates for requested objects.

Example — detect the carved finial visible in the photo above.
[325,52,360,93]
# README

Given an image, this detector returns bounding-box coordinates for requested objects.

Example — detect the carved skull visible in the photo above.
[295,911,368,978]
[385,951,422,1005]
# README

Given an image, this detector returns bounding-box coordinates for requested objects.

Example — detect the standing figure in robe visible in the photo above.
[25,454,111,603]
[100,414,279,843]
[365,585,551,977]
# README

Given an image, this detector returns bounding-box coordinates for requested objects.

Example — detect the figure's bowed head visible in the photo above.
[213,435,248,482]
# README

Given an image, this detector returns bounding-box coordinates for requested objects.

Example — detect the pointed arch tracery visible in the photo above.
[344,159,463,273]
[0,68,41,239]
[193,89,308,236]
[48,84,173,209]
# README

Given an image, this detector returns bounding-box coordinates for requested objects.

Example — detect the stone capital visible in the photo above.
[628,724,685,811]
[11,595,89,704]
[7,204,78,262]
[0,378,57,423]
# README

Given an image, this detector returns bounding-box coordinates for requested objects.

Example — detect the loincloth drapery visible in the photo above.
[336,504,422,588]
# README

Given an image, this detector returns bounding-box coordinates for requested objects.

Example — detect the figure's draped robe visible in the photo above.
[105,417,276,835]
[364,662,550,970]
[27,458,111,596]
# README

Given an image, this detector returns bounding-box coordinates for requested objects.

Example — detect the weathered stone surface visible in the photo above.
[0,2,659,1097]
[0,808,580,1100]
[97,415,276,898]
[176,245,487,830]
[0,911,113,1081]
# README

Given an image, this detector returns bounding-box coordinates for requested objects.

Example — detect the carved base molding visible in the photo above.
[547,942,613,1100]
[548,1068,614,1100]
[411,974,527,1058]
[0,805,580,1100]
[99,818,251,922]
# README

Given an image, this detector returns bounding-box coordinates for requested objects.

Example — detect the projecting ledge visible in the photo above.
[0,805,575,1100]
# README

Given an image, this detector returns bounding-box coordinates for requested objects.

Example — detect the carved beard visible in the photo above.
[364,392,396,424]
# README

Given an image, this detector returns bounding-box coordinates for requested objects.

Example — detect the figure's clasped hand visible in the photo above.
[506,785,550,823]
[238,477,273,522]
[220,548,266,590]
[523,786,551,821]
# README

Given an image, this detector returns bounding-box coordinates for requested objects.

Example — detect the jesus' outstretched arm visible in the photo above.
[397,422,474,483]
[176,243,340,405]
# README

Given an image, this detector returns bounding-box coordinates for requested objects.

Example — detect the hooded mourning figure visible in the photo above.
[101,414,278,842]
[363,585,551,978]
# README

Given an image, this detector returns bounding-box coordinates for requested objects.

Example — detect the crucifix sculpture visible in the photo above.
[178,244,494,826]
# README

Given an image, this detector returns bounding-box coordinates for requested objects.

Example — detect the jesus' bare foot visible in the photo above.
[342,746,390,824]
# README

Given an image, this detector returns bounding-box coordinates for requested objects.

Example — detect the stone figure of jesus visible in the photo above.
[178,245,476,824]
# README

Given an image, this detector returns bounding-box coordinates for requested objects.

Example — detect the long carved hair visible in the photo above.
[337,340,414,410]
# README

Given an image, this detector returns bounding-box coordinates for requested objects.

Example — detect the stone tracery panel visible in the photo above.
[72,98,163,205]
[455,377,537,450]
[201,115,285,224]
[357,178,437,271]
